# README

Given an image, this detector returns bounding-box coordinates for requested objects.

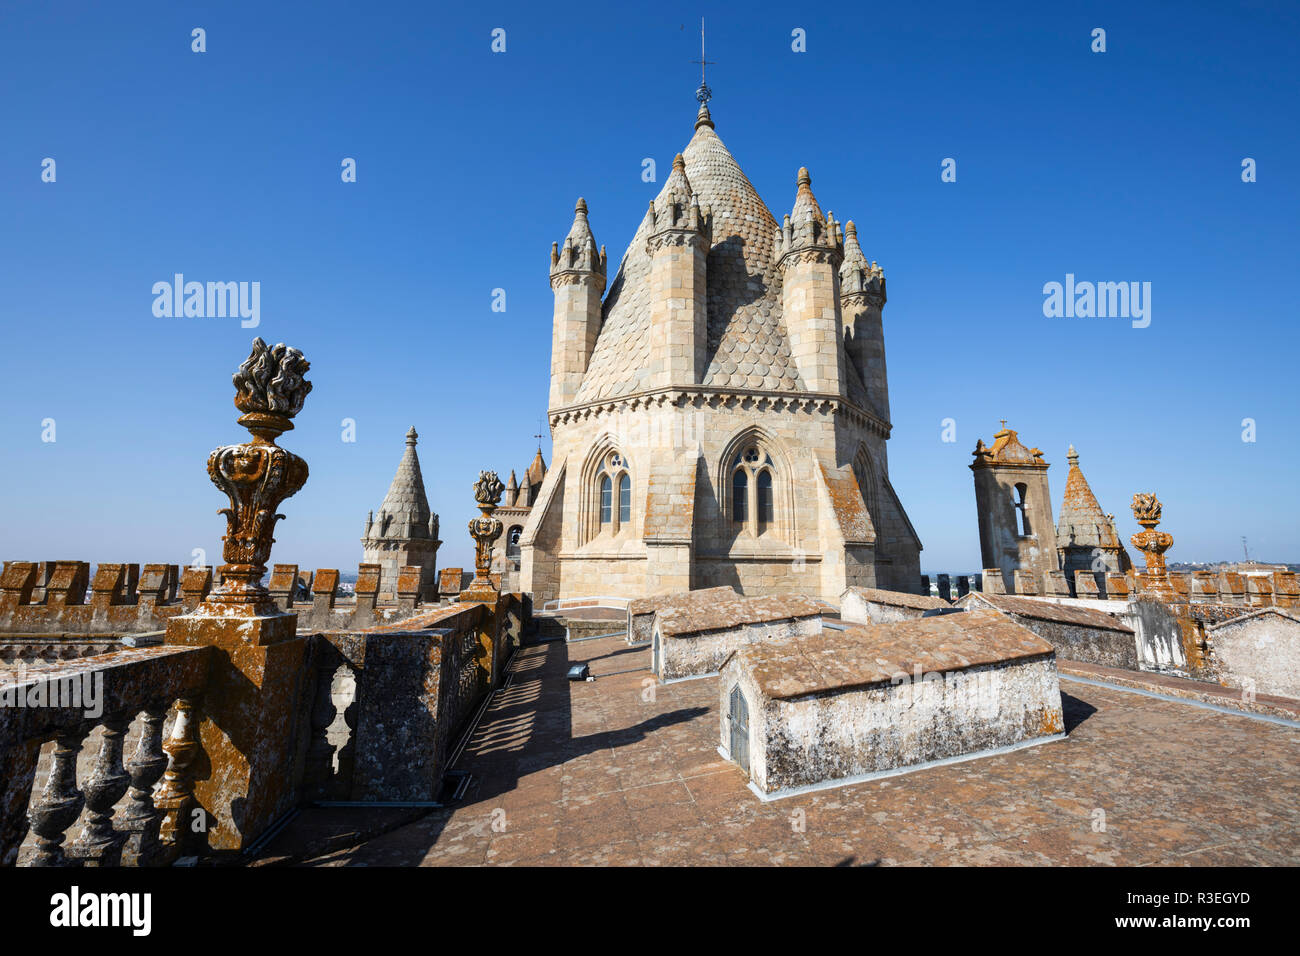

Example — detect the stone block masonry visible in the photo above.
[718,610,1065,797]
[652,593,827,680]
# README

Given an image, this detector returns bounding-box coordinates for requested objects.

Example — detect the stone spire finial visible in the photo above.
[776,167,842,268]
[406,426,418,446]
[839,220,885,301]
[550,197,607,289]
[695,101,714,130]
[648,152,709,241]
[506,469,519,508]
[1067,444,1078,465]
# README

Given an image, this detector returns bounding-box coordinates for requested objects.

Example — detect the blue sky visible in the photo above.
[1,0,1296,575]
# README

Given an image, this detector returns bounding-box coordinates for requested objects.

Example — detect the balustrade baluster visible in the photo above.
[70,712,132,865]
[27,727,87,866]
[305,660,341,799]
[119,704,168,865]
[154,696,201,859]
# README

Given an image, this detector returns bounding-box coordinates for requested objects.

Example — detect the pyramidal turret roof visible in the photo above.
[1056,445,1122,550]
[571,102,873,406]
[375,426,432,533]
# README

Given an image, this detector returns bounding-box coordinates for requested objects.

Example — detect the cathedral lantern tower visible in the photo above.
[549,199,606,410]
[522,90,923,604]
[839,221,890,423]
[775,168,846,396]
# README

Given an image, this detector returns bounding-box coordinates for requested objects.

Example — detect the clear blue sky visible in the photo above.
[2,0,1296,576]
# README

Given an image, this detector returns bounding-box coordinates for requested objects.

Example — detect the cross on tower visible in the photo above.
[692,16,715,104]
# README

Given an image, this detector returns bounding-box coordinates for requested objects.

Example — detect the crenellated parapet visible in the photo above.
[0,560,212,639]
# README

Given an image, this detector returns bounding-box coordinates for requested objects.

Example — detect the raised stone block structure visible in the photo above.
[626,585,739,645]
[651,593,826,680]
[958,592,1138,670]
[840,586,949,625]
[717,610,1065,798]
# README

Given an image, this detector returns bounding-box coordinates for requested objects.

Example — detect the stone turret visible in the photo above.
[839,221,889,422]
[361,427,441,600]
[646,153,711,388]
[549,199,607,410]
[970,424,1057,593]
[505,470,519,508]
[1057,446,1132,592]
[776,168,845,395]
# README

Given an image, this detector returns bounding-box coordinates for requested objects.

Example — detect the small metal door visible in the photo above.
[729,685,750,774]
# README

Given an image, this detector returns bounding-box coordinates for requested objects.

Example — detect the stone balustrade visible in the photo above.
[1,645,211,867]
[0,592,523,866]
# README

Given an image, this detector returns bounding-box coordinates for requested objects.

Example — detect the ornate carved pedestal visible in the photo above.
[163,339,314,852]
[460,472,505,690]
[1130,493,1175,601]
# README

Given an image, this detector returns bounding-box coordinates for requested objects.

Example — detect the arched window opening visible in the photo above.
[729,443,778,538]
[589,448,632,540]
[506,526,523,562]
[733,471,748,523]
[1014,483,1031,536]
[757,470,774,529]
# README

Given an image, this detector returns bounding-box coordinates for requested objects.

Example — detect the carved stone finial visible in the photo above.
[1130,493,1174,599]
[232,337,313,443]
[473,470,506,509]
[203,340,312,613]
[1131,493,1163,529]
[465,471,504,596]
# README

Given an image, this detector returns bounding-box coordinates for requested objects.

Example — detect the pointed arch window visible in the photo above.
[590,449,633,539]
[599,475,612,527]
[618,473,631,525]
[757,470,774,529]
[730,445,778,538]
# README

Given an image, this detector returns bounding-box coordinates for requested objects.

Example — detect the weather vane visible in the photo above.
[692,16,715,104]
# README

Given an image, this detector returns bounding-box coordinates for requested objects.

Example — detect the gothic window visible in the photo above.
[733,471,748,523]
[1014,483,1031,536]
[506,525,523,562]
[730,445,777,537]
[590,449,632,539]
[757,470,773,529]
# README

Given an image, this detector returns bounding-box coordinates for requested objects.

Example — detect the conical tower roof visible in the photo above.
[375,426,432,536]
[1056,445,1121,550]
[572,101,871,406]
[526,446,547,486]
